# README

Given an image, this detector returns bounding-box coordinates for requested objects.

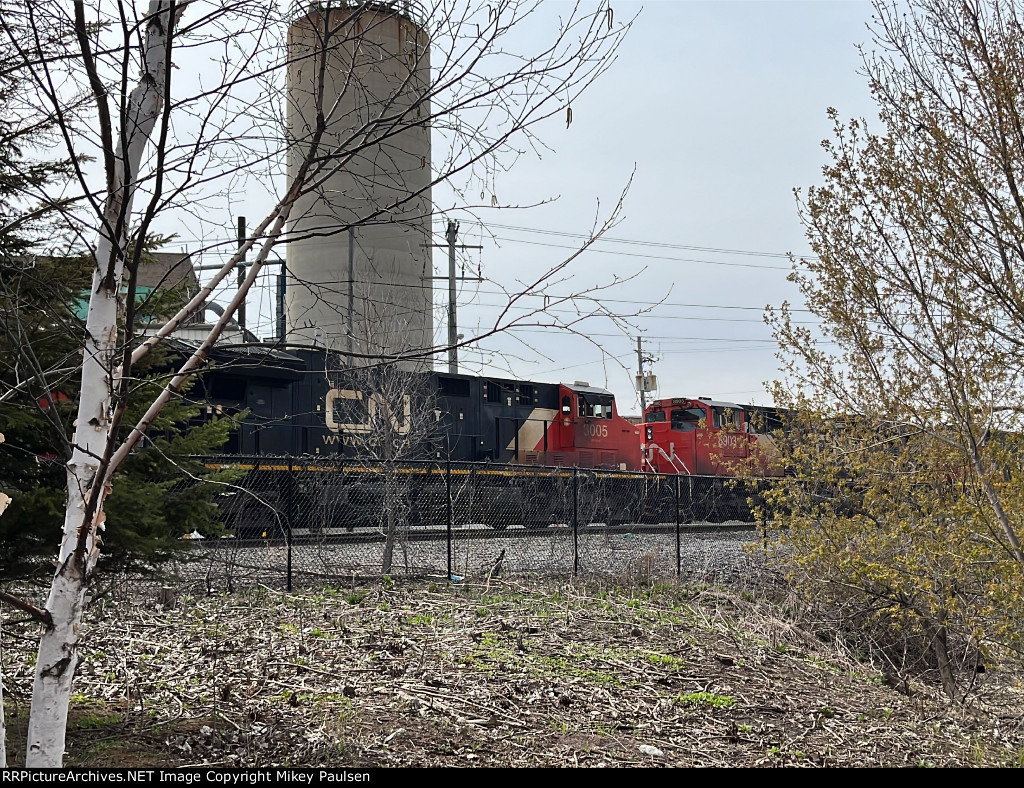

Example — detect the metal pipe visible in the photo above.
[447,220,458,374]
[237,216,246,331]
[348,227,355,361]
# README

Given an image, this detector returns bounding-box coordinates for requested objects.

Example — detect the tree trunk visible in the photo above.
[1,443,9,766]
[1,615,6,769]
[25,1,184,766]
[382,474,397,575]
[974,463,1024,563]
[927,619,957,702]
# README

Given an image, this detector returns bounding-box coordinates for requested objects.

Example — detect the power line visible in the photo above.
[469,221,804,259]
[172,220,806,261]
[205,267,815,315]
[465,289,817,313]
[487,235,791,270]
[505,327,780,343]
[459,304,819,325]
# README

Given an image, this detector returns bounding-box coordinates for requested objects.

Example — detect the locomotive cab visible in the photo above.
[642,397,756,475]
[550,383,642,470]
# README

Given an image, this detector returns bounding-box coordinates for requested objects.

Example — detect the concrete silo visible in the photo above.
[285,1,432,368]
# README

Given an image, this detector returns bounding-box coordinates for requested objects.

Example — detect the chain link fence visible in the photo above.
[161,457,764,596]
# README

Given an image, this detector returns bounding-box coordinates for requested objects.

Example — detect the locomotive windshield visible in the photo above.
[670,407,705,432]
[577,393,614,419]
[644,410,666,423]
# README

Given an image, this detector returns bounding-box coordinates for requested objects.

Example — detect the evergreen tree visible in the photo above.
[0,60,237,578]
[0,22,85,577]
[0,253,240,578]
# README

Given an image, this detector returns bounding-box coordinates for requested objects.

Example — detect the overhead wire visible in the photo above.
[463,220,809,260]
[202,270,816,317]
[192,219,821,341]
[175,219,809,260]
[486,235,792,270]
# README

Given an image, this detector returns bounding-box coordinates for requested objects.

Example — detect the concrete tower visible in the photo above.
[285,1,432,369]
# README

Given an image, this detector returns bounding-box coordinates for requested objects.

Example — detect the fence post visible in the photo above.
[762,479,770,553]
[285,462,295,592]
[572,467,579,576]
[446,458,453,583]
[674,474,681,577]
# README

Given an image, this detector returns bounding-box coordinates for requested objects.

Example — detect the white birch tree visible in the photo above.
[1,0,633,766]
[23,1,189,765]
[0,435,6,768]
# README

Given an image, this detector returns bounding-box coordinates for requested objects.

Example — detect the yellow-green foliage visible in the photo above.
[764,1,1024,688]
[675,691,735,709]
[759,403,1024,670]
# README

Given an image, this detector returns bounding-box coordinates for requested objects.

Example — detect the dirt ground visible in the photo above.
[3,573,1024,768]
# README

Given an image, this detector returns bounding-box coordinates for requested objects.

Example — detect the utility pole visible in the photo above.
[425,220,482,374]
[446,220,459,374]
[276,259,286,343]
[236,216,246,332]
[636,336,656,413]
[193,218,287,341]
[347,226,355,360]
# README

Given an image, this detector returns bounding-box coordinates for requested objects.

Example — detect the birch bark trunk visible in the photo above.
[1,626,5,768]
[25,1,186,767]
[1,434,7,766]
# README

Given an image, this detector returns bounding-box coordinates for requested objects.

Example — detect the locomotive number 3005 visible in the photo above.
[583,422,608,438]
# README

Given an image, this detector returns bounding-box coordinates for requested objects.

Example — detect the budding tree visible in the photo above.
[767,0,1024,697]
[1,0,632,765]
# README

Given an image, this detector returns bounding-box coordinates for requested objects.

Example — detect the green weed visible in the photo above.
[345,590,367,605]
[675,691,735,709]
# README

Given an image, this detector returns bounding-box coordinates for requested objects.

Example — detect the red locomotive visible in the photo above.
[504,382,643,471]
[641,396,779,477]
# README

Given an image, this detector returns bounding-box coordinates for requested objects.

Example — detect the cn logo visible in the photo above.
[325,389,411,435]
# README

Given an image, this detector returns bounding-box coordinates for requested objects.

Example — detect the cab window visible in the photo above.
[578,394,614,419]
[670,408,705,432]
[645,410,666,423]
[712,407,742,429]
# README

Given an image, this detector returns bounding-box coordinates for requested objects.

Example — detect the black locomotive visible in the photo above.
[192,343,642,470]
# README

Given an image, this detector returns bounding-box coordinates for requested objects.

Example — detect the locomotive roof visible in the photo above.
[168,338,307,379]
[168,338,304,363]
[565,382,615,397]
[649,397,745,410]
[699,399,744,409]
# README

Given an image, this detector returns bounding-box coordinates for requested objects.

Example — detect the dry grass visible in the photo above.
[3,574,1024,767]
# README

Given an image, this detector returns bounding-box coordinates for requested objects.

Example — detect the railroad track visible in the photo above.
[199,520,758,547]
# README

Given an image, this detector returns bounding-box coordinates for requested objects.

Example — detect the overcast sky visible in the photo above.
[189,0,881,415]
[441,0,882,414]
